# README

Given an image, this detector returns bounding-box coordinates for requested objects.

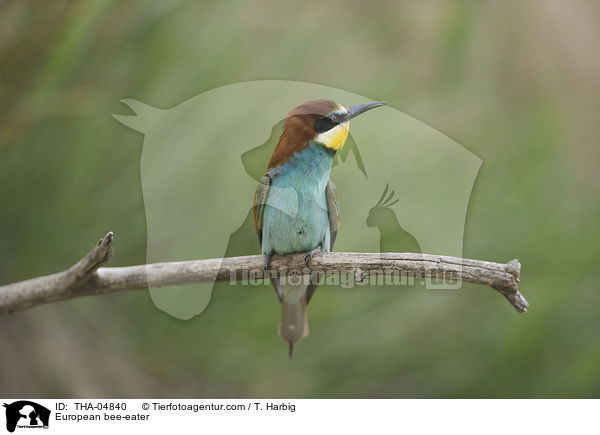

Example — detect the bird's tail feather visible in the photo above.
[277,280,309,357]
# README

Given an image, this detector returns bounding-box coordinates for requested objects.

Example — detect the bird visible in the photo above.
[253,99,386,357]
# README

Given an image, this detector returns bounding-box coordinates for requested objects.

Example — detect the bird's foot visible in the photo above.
[264,255,272,271]
[304,245,322,267]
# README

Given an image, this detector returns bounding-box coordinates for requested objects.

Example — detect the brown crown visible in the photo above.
[268,100,339,169]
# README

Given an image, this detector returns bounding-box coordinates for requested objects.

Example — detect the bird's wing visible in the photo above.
[307,180,340,305]
[254,174,282,302]
[325,180,341,250]
[253,173,271,245]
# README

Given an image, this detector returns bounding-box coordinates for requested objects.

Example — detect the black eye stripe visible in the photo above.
[314,117,338,133]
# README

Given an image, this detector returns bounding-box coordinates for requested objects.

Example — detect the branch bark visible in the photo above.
[0,232,528,315]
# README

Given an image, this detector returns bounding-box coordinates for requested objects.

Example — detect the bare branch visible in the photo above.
[0,232,114,314]
[0,232,528,315]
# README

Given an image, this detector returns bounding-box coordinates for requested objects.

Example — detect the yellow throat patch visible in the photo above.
[315,121,350,151]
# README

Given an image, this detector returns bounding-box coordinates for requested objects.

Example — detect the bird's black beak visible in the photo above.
[341,101,387,122]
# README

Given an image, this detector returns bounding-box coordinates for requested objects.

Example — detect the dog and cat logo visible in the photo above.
[3,401,50,432]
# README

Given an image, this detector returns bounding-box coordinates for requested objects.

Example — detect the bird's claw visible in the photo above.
[264,255,272,271]
[304,246,321,267]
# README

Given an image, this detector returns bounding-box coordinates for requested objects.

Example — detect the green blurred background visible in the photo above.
[1,0,599,398]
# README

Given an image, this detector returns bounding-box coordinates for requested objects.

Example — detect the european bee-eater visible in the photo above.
[254,99,386,357]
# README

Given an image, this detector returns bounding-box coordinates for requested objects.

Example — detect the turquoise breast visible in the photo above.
[262,142,334,256]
